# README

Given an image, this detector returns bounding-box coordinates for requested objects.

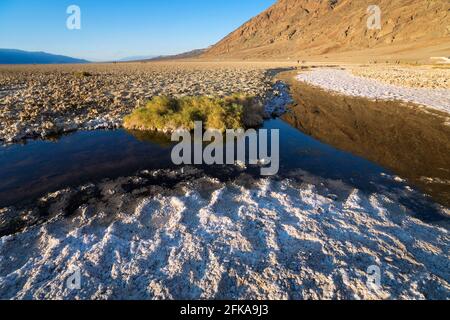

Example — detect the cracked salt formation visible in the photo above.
[263,81,292,117]
[0,170,448,300]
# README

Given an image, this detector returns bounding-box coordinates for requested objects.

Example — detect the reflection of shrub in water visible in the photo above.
[123,95,264,133]
[126,129,173,147]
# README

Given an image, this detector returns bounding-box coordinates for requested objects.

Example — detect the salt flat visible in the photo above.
[1,61,449,300]
[0,61,291,145]
[0,168,448,300]
[296,68,450,114]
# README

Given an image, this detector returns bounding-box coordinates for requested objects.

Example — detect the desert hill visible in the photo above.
[203,0,450,62]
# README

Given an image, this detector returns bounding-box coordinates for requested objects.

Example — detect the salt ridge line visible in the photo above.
[296,69,450,114]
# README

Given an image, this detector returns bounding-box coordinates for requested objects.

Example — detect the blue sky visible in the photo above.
[0,0,275,61]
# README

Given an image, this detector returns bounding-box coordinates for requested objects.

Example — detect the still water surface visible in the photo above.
[0,117,446,222]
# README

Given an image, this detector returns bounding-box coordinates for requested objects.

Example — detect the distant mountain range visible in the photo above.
[114,49,206,63]
[0,48,207,65]
[204,0,450,61]
[117,55,158,62]
[136,49,207,62]
[0,49,89,64]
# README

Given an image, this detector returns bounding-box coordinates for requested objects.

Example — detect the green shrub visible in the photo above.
[73,71,92,78]
[123,94,263,133]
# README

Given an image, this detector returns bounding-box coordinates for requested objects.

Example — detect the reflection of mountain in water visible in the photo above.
[280,74,450,208]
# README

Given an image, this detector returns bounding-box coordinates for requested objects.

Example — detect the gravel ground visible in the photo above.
[0,62,290,145]
[350,66,450,89]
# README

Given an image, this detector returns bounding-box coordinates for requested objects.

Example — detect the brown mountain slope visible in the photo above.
[203,0,450,61]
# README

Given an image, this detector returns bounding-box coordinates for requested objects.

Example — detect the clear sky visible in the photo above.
[0,0,275,61]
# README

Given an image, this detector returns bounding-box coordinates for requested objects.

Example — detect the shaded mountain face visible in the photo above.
[0,49,89,64]
[204,0,450,60]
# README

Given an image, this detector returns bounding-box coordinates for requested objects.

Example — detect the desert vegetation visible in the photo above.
[123,94,264,133]
[73,71,92,78]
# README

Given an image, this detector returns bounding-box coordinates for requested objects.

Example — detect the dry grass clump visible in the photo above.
[73,71,92,78]
[123,94,263,133]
